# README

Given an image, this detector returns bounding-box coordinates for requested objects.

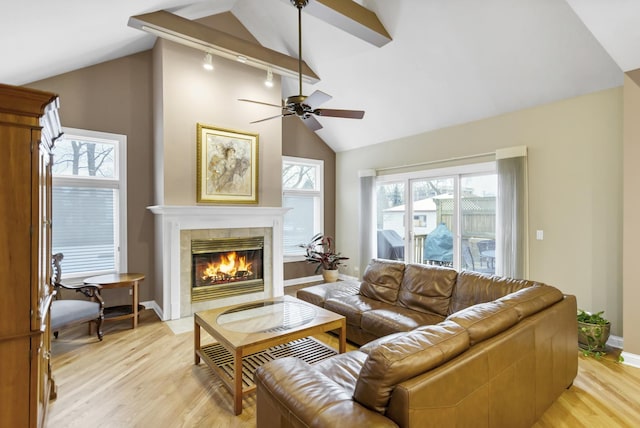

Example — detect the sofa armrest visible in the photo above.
[255,357,398,428]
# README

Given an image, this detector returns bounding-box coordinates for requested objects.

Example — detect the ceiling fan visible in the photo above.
[239,0,365,132]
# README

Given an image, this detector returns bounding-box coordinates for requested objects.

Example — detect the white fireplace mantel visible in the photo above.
[148,205,290,320]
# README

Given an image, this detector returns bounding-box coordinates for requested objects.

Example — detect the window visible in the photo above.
[52,128,127,281]
[376,162,497,274]
[282,157,323,258]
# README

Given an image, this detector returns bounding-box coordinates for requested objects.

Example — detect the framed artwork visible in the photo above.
[196,123,259,204]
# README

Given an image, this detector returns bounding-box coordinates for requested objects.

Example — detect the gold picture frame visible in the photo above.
[196,123,259,204]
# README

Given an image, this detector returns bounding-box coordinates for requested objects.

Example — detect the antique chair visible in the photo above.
[50,253,104,341]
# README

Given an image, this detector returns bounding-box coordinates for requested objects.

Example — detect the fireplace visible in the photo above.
[191,237,264,301]
[148,205,289,320]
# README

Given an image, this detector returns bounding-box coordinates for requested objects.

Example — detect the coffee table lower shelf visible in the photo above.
[198,337,337,392]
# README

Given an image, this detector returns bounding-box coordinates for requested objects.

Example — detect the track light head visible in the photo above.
[264,68,274,88]
[203,52,214,71]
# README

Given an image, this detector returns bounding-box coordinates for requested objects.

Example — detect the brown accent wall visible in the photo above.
[282,117,337,279]
[27,51,155,306]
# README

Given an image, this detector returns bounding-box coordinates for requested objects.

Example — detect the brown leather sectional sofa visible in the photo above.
[254,259,578,427]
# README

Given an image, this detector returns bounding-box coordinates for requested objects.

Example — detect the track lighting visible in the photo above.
[136,23,319,83]
[203,52,214,71]
[264,68,274,88]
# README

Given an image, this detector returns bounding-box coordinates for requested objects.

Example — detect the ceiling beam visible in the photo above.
[128,10,320,84]
[291,0,392,47]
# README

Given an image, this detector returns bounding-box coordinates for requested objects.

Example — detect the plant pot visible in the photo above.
[322,269,339,283]
[578,321,610,352]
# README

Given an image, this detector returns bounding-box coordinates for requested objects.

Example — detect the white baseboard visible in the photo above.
[141,300,163,320]
[621,352,640,368]
[284,275,323,287]
[607,334,623,349]
[284,274,359,288]
[605,335,640,368]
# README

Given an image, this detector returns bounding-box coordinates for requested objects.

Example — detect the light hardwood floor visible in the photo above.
[47,307,640,427]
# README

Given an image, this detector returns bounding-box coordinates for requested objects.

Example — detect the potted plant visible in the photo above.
[577,309,611,359]
[299,233,348,283]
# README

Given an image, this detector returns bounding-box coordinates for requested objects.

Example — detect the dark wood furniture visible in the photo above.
[0,83,62,428]
[50,253,104,340]
[84,273,145,329]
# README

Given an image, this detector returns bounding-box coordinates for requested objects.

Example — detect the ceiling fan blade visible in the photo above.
[239,98,283,108]
[304,90,332,108]
[300,114,323,131]
[314,109,365,119]
[250,113,292,124]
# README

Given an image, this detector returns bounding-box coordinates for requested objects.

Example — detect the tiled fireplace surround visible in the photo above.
[148,205,289,320]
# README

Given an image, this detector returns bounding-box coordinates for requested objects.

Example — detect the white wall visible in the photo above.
[337,88,623,335]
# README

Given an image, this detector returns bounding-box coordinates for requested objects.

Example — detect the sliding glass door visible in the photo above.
[376,181,406,261]
[410,177,455,267]
[460,174,497,274]
[375,163,497,273]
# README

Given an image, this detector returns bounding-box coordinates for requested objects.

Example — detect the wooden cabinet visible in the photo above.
[0,83,62,428]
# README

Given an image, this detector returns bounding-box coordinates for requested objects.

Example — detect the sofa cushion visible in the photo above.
[324,295,392,327]
[397,263,458,316]
[358,332,408,355]
[496,284,564,320]
[353,320,469,414]
[359,258,406,304]
[446,300,519,346]
[296,280,361,307]
[361,306,445,338]
[313,350,368,396]
[448,270,541,315]
[254,357,359,424]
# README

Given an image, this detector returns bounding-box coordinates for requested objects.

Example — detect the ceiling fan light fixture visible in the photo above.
[202,52,214,71]
[264,68,274,88]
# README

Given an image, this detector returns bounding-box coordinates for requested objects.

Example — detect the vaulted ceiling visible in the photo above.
[2,0,638,152]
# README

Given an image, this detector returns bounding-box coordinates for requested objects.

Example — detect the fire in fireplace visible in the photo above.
[191,237,264,302]
[194,251,260,286]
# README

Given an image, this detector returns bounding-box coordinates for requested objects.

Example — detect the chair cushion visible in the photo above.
[50,299,100,330]
[353,320,469,414]
[397,263,458,316]
[359,258,406,304]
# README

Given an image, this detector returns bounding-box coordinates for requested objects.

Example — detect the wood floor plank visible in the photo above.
[47,309,640,427]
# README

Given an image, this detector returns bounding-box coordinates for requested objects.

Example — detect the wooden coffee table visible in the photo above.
[194,295,346,415]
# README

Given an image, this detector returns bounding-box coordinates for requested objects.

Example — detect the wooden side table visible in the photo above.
[84,273,145,329]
